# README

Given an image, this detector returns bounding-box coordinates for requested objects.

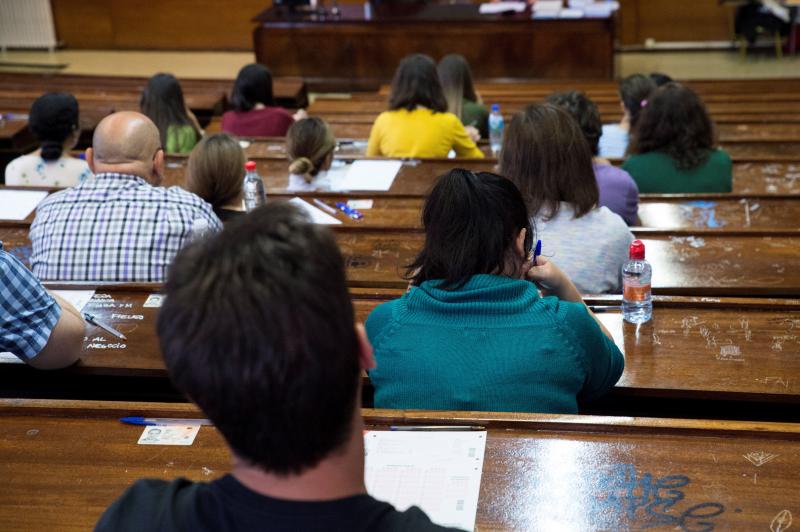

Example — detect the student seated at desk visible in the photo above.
[501,103,633,294]
[437,54,488,140]
[623,83,733,194]
[97,203,457,532]
[365,170,623,414]
[140,73,202,154]
[597,74,655,159]
[0,245,85,369]
[367,54,483,159]
[4,92,92,187]
[186,133,246,222]
[546,91,639,226]
[221,64,303,138]
[286,117,337,192]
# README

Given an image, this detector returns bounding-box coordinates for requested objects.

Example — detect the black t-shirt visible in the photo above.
[214,207,246,223]
[95,475,464,532]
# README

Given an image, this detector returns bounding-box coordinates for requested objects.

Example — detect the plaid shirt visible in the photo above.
[30,173,221,282]
[0,244,60,362]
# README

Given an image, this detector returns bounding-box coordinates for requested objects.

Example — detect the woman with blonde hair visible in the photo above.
[185,133,246,222]
[437,54,488,139]
[287,117,337,192]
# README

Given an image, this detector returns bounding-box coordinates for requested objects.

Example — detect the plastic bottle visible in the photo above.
[488,104,504,156]
[622,239,652,324]
[243,160,266,212]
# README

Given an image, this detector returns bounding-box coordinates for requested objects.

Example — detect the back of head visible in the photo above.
[231,63,274,112]
[286,117,336,183]
[546,91,602,156]
[619,74,656,129]
[389,54,448,113]
[407,169,533,290]
[629,82,715,170]
[186,133,245,207]
[437,54,478,119]
[28,92,80,161]
[139,73,194,149]
[649,72,673,87]
[91,111,162,176]
[500,103,598,220]
[157,202,360,475]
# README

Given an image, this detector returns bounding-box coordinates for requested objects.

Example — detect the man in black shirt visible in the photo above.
[96,203,461,532]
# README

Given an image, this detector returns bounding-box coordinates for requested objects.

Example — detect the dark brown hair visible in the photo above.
[500,103,598,220]
[407,169,533,290]
[231,63,274,112]
[185,133,245,208]
[286,117,336,184]
[619,74,656,130]
[629,82,716,170]
[29,92,80,161]
[388,54,448,113]
[140,73,199,150]
[546,91,602,156]
[437,54,479,121]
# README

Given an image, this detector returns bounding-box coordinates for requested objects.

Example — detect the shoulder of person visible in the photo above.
[365,299,400,342]
[375,503,466,531]
[95,478,200,532]
[711,148,733,165]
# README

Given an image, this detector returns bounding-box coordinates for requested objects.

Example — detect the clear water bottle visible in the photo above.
[243,160,266,212]
[622,239,652,324]
[488,104,504,156]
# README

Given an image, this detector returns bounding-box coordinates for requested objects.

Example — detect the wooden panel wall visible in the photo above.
[619,0,734,45]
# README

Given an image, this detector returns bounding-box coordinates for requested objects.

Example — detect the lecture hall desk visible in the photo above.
[3,285,800,413]
[0,399,798,531]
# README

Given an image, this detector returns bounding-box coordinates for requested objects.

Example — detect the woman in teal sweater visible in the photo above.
[365,169,624,414]
[622,82,732,193]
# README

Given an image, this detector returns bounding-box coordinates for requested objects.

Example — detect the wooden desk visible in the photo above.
[253,4,615,85]
[3,285,800,413]
[1,399,798,531]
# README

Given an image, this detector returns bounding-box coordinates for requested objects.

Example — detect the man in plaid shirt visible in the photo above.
[1,244,85,368]
[30,112,221,282]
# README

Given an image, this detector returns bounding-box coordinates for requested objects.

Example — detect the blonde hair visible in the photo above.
[186,133,245,208]
[286,118,336,184]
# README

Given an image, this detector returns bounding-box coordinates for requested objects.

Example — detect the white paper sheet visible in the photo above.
[364,431,487,531]
[0,352,24,364]
[331,160,402,192]
[0,190,49,221]
[288,197,342,225]
[479,1,526,14]
[51,289,95,312]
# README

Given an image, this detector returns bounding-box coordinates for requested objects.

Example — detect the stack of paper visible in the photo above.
[0,189,49,221]
[330,160,402,192]
[479,2,526,15]
[532,0,563,18]
[288,197,342,225]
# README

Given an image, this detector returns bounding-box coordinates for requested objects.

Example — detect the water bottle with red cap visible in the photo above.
[622,239,652,324]
[243,160,266,212]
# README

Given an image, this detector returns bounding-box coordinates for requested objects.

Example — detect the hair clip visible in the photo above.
[640,99,649,108]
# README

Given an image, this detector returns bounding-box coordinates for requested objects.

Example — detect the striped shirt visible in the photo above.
[0,244,60,362]
[30,172,221,282]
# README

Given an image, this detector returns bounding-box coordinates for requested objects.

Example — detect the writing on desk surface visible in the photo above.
[596,463,725,532]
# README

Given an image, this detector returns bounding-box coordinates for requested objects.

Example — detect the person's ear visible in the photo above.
[152,148,165,185]
[514,227,527,260]
[355,323,376,371]
[85,147,95,173]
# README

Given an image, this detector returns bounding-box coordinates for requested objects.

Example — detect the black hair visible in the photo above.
[619,74,656,130]
[388,54,448,113]
[407,169,533,289]
[650,72,673,87]
[157,202,360,475]
[231,63,274,112]
[546,91,602,156]
[28,92,80,161]
[140,73,199,150]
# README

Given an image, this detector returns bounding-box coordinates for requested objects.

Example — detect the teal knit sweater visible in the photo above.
[365,274,624,414]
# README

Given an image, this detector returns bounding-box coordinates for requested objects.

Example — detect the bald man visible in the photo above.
[30,112,221,282]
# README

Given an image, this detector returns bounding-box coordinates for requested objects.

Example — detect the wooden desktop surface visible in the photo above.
[0,399,798,531]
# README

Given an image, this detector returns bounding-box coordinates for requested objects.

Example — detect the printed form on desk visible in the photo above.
[0,189,49,221]
[331,160,402,192]
[364,430,487,531]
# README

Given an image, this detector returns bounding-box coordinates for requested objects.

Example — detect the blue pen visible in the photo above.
[532,239,542,265]
[335,202,364,220]
[120,416,212,426]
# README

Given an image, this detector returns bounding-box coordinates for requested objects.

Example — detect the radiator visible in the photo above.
[0,0,57,51]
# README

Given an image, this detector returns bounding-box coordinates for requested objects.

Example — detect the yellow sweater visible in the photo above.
[366,108,484,159]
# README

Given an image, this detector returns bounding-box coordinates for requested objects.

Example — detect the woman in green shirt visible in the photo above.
[140,73,202,154]
[365,169,624,414]
[623,83,732,193]
[437,54,489,140]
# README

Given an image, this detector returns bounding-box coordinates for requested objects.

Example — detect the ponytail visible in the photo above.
[40,140,64,161]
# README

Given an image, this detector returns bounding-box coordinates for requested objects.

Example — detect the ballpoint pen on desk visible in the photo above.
[83,312,127,340]
[335,202,364,220]
[120,417,212,426]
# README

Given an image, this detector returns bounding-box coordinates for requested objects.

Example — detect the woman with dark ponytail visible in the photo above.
[286,117,337,192]
[5,93,92,187]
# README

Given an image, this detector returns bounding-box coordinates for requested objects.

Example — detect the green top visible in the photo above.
[461,99,489,139]
[622,149,733,194]
[166,125,199,154]
[365,274,624,414]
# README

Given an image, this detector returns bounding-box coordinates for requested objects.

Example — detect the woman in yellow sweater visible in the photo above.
[367,54,484,159]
